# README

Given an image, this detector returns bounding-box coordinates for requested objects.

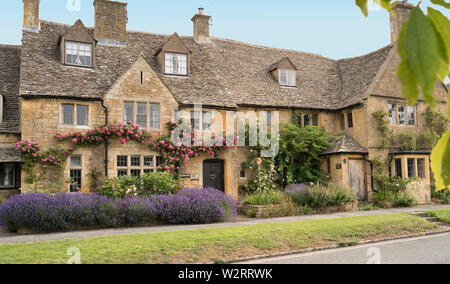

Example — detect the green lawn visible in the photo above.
[428,209,450,224]
[0,213,438,264]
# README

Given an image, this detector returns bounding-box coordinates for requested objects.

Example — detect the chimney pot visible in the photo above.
[198,8,204,15]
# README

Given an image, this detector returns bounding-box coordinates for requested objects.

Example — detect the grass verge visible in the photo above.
[428,209,450,224]
[0,213,439,264]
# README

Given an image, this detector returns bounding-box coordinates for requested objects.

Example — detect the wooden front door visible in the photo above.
[203,160,225,192]
[348,159,366,201]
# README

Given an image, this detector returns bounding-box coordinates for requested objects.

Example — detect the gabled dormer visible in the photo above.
[60,20,96,68]
[270,57,297,87]
[156,33,190,77]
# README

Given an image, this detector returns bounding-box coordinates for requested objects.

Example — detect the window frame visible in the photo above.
[347,111,354,129]
[64,40,93,68]
[61,103,89,128]
[0,163,16,189]
[116,154,160,177]
[164,52,188,76]
[278,69,296,87]
[123,102,161,130]
[388,103,416,126]
[69,155,82,192]
[391,155,429,181]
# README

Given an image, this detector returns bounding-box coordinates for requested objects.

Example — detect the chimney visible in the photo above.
[191,8,211,44]
[390,1,414,43]
[23,0,40,31]
[94,0,128,45]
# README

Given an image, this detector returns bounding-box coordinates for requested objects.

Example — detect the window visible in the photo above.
[417,158,426,179]
[304,114,310,126]
[65,41,92,67]
[312,114,319,127]
[407,106,416,126]
[388,104,397,124]
[116,155,160,177]
[136,103,147,128]
[279,69,296,87]
[340,113,346,130]
[62,104,88,127]
[62,104,74,125]
[389,104,416,126]
[297,114,302,128]
[347,112,354,128]
[395,159,403,178]
[69,155,82,192]
[150,104,160,129]
[202,112,212,131]
[191,111,201,129]
[326,159,331,175]
[398,105,406,125]
[165,52,188,75]
[77,105,88,126]
[124,102,134,124]
[0,164,15,188]
[407,158,416,178]
[266,112,272,126]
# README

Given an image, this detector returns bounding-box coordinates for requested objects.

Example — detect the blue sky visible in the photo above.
[0,0,447,60]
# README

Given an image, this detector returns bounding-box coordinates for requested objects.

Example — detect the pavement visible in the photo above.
[0,204,449,245]
[240,232,450,264]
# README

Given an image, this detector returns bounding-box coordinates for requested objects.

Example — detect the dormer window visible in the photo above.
[279,69,296,87]
[164,52,188,76]
[65,41,93,68]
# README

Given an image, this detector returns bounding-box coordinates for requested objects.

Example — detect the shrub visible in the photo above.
[285,184,312,206]
[243,191,289,206]
[289,184,355,208]
[0,189,236,232]
[156,188,237,224]
[98,176,140,199]
[140,172,180,196]
[374,190,417,208]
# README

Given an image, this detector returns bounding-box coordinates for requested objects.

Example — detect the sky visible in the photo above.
[0,0,448,61]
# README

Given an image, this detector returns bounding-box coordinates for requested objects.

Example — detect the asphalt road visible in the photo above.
[241,232,450,264]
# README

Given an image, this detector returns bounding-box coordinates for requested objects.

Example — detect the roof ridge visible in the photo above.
[337,44,393,62]
[0,44,21,49]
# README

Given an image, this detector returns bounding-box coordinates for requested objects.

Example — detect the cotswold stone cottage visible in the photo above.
[0,0,447,203]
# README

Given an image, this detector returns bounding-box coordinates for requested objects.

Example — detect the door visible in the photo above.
[348,159,366,201]
[203,160,225,192]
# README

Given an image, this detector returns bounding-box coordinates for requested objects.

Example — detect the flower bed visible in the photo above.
[0,188,237,233]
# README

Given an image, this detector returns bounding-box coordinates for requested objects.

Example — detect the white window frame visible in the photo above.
[65,41,93,68]
[164,52,188,76]
[279,69,296,87]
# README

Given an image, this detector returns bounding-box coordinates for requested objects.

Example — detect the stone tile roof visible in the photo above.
[18,20,393,110]
[0,45,21,133]
[0,145,21,162]
[322,134,368,155]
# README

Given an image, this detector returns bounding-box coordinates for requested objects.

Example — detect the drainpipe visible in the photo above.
[101,100,109,178]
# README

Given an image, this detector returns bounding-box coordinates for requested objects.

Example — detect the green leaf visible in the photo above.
[431,131,450,191]
[404,8,441,106]
[397,20,419,105]
[448,89,450,116]
[431,0,450,9]
[428,8,450,63]
[375,0,392,11]
[356,0,369,17]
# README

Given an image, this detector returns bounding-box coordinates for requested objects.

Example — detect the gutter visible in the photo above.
[101,100,109,177]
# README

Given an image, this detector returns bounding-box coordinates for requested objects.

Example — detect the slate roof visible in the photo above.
[0,145,21,162]
[0,44,21,133]
[322,134,368,155]
[19,20,393,110]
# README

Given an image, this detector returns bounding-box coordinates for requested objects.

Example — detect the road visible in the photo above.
[241,232,450,264]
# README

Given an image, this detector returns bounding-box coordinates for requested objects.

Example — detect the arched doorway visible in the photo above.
[203,159,225,192]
